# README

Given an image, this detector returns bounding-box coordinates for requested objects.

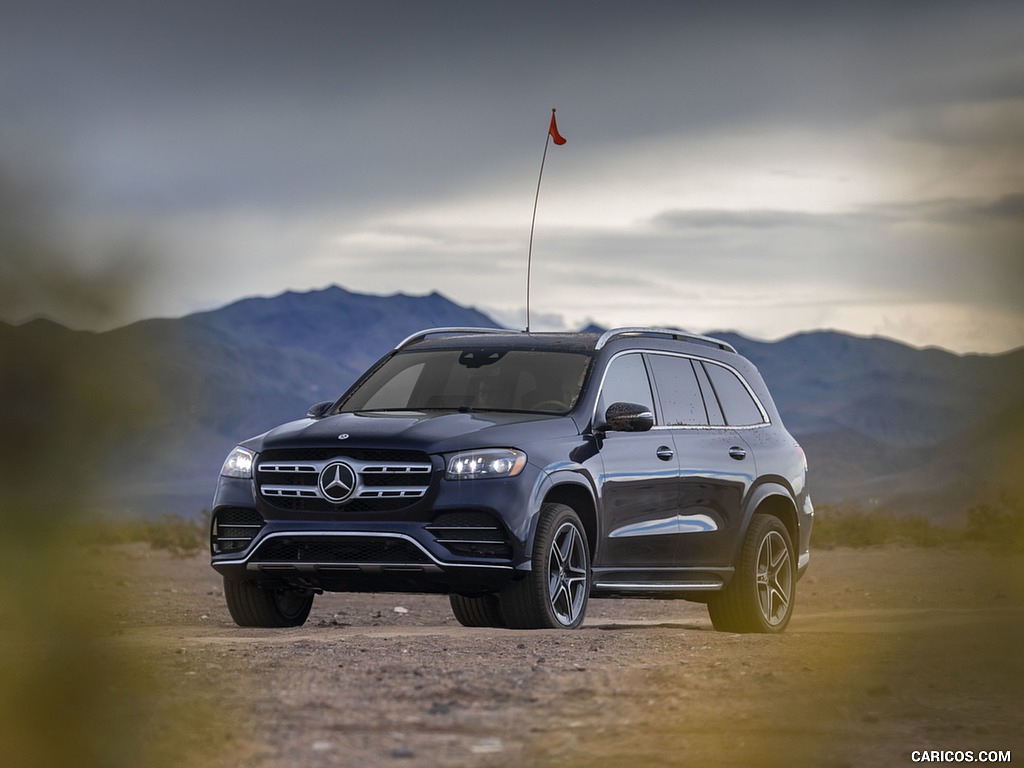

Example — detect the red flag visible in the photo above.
[548,109,567,145]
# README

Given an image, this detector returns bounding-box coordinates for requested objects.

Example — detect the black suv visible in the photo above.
[211,327,812,632]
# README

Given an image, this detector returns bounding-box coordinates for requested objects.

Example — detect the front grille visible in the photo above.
[260,448,429,463]
[251,536,431,564]
[425,511,512,559]
[255,448,434,513]
[211,507,265,555]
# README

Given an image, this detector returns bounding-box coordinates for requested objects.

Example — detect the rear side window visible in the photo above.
[693,362,725,426]
[647,354,708,426]
[703,362,767,426]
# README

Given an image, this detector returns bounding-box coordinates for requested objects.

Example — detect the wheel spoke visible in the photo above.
[547,522,587,625]
[756,530,792,626]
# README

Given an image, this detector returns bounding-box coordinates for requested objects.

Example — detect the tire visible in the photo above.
[223,578,314,628]
[500,503,591,629]
[449,593,506,627]
[708,514,795,633]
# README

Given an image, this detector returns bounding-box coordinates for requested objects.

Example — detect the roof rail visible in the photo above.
[595,327,736,353]
[395,327,510,350]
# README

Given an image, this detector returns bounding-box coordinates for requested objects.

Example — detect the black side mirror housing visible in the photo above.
[604,402,655,433]
[307,400,334,419]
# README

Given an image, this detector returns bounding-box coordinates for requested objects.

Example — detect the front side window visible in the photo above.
[340,347,592,414]
[597,353,655,418]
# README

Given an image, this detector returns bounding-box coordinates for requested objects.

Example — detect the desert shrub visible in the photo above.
[83,512,208,556]
[964,496,1024,554]
[812,504,949,549]
[141,513,208,555]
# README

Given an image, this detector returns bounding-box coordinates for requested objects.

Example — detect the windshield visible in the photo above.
[339,347,592,414]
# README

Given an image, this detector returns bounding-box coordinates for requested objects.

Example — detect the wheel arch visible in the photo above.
[542,480,598,560]
[740,481,799,558]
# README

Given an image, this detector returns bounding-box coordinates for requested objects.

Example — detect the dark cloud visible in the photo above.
[2,0,1022,350]
[859,194,1024,226]
[5,1,1018,214]
[651,209,883,231]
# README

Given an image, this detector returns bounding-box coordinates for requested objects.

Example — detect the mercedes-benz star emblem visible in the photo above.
[318,461,357,504]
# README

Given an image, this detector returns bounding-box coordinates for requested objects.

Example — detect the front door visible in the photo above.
[591,352,682,568]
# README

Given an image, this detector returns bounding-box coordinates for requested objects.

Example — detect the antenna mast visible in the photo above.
[526,108,566,332]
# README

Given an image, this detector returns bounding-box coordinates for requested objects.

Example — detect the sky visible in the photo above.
[2,1,1023,353]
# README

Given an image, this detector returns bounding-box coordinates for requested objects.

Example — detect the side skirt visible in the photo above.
[591,566,734,599]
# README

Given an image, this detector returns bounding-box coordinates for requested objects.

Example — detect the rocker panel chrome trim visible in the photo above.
[594,581,722,592]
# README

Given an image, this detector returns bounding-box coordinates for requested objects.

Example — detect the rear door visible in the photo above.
[647,354,759,567]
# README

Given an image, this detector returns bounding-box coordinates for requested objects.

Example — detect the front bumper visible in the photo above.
[209,467,537,595]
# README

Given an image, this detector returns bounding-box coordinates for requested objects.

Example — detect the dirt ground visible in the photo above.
[94,545,1022,768]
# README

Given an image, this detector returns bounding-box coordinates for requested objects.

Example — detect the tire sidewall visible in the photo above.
[534,504,591,629]
[745,515,795,632]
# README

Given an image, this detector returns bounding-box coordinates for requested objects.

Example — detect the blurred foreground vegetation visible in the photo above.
[812,495,1024,553]
[1,163,224,767]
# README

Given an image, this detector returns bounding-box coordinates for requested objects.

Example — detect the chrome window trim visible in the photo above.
[592,350,771,429]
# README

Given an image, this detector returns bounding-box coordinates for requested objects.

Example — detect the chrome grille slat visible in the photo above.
[426,512,512,559]
[259,463,318,473]
[211,507,266,555]
[255,451,433,512]
[262,486,320,498]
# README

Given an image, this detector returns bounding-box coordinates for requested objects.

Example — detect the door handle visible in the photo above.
[728,446,747,460]
[656,445,674,461]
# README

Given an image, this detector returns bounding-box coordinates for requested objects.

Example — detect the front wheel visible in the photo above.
[708,514,795,633]
[449,593,506,627]
[223,578,314,627]
[500,503,591,629]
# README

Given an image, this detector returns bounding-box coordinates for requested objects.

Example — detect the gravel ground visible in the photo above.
[89,545,1024,767]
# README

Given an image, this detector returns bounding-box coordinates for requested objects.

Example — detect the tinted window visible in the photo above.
[647,354,708,426]
[341,348,591,414]
[361,362,424,410]
[693,362,725,426]
[598,353,654,417]
[704,363,766,426]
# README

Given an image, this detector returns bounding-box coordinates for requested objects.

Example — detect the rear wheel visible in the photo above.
[708,514,795,633]
[500,503,590,629]
[449,594,506,627]
[223,578,314,628]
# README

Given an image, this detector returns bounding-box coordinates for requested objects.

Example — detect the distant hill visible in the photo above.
[4,286,1021,522]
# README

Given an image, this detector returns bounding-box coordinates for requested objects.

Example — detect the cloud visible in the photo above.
[2,1,1023,352]
[651,209,882,231]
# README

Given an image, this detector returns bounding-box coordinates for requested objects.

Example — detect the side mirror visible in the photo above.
[604,402,654,433]
[307,400,334,419]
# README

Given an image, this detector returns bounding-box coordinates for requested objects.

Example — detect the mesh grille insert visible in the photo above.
[252,537,431,564]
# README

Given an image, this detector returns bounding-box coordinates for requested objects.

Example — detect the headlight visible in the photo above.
[445,449,527,480]
[220,446,256,478]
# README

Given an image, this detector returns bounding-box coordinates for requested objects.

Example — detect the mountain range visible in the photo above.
[5,285,1021,522]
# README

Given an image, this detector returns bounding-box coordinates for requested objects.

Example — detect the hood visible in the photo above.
[256,410,579,455]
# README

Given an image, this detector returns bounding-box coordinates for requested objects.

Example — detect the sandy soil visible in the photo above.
[97,545,1022,768]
